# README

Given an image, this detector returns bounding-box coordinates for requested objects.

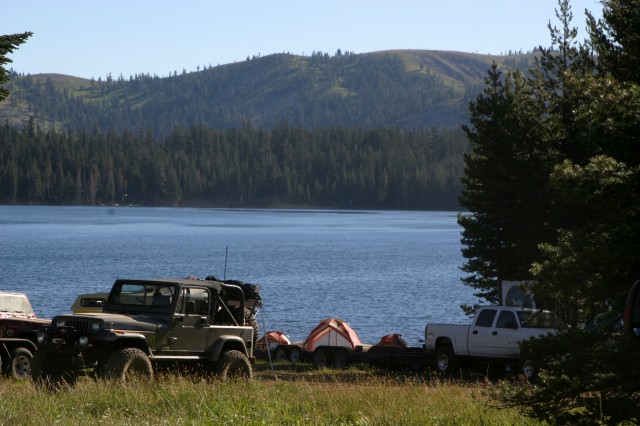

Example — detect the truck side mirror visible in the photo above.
[625,279,640,339]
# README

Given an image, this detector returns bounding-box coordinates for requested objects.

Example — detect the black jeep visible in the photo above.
[32,277,257,387]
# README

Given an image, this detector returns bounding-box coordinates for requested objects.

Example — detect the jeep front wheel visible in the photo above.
[30,351,78,390]
[215,350,252,380]
[10,347,33,380]
[104,348,153,382]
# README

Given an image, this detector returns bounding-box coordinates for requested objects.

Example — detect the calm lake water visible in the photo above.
[0,206,476,345]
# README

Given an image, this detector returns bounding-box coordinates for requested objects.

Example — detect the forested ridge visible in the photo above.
[0,50,533,136]
[0,121,466,209]
[0,49,519,209]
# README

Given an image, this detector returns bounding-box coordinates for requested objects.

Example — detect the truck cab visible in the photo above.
[425,306,565,376]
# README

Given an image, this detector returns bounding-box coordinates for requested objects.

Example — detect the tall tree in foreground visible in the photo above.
[458,65,553,308]
[0,32,32,102]
[494,1,640,423]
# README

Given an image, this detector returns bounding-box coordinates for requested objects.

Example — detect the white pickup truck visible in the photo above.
[424,306,565,377]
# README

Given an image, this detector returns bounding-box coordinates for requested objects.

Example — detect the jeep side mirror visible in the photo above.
[625,279,640,339]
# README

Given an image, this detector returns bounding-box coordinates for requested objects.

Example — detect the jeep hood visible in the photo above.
[64,313,169,332]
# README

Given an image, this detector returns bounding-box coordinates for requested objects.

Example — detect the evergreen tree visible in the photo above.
[458,65,552,307]
[0,32,32,102]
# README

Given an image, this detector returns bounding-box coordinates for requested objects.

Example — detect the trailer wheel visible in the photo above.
[10,347,33,380]
[289,347,302,363]
[434,346,457,374]
[332,349,349,369]
[312,348,330,368]
[274,346,288,362]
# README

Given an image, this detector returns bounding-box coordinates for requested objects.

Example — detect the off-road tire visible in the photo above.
[332,349,349,369]
[9,347,33,380]
[434,346,458,374]
[215,349,252,380]
[312,348,330,368]
[104,348,153,382]
[30,350,78,390]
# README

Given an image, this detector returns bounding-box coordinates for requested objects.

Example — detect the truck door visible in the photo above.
[491,310,520,358]
[467,308,497,356]
[169,287,211,354]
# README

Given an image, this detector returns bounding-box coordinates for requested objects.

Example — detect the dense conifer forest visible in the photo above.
[1,49,516,209]
[0,121,466,209]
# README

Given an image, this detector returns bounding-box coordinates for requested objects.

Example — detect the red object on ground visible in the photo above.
[375,333,408,348]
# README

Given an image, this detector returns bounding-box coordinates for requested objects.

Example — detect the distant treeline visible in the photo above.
[0,120,467,210]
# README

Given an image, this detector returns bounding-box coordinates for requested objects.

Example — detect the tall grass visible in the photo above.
[0,367,542,425]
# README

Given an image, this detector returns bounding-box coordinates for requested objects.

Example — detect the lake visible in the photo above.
[0,206,476,345]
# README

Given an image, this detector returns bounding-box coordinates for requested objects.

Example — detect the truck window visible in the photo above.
[496,310,518,329]
[475,309,497,327]
[517,310,566,329]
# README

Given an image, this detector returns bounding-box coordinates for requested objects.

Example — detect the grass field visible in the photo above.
[0,361,543,425]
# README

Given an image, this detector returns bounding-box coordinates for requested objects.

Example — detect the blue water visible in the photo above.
[0,206,476,345]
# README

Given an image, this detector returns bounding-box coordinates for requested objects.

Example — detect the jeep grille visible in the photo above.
[63,318,93,334]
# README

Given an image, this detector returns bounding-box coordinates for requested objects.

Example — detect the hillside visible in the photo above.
[0,50,533,135]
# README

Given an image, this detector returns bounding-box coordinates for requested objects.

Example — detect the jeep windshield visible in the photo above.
[517,309,566,329]
[0,293,34,315]
[109,282,176,307]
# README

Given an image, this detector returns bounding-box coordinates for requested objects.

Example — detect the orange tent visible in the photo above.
[375,333,408,348]
[303,318,362,352]
[256,331,291,351]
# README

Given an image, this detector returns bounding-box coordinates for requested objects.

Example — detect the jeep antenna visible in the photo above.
[223,245,228,280]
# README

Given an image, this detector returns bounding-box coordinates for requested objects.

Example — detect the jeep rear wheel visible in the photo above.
[216,350,252,380]
[104,348,153,382]
[10,347,33,380]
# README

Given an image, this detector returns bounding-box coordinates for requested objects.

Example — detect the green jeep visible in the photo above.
[31,277,256,387]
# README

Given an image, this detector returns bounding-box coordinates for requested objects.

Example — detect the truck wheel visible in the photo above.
[332,349,349,369]
[216,350,252,380]
[434,347,457,374]
[520,359,538,381]
[30,351,78,390]
[274,346,288,362]
[289,347,302,363]
[312,348,330,368]
[104,348,153,382]
[10,347,33,380]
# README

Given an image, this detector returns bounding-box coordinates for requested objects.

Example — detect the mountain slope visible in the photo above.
[1,49,534,135]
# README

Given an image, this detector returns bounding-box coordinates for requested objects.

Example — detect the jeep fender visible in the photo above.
[210,336,247,361]
[103,332,152,355]
[1,338,38,359]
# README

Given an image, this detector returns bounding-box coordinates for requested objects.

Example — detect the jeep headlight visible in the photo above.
[90,321,101,333]
[37,331,47,345]
[55,318,66,328]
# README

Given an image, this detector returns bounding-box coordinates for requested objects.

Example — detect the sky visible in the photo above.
[3,0,603,80]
